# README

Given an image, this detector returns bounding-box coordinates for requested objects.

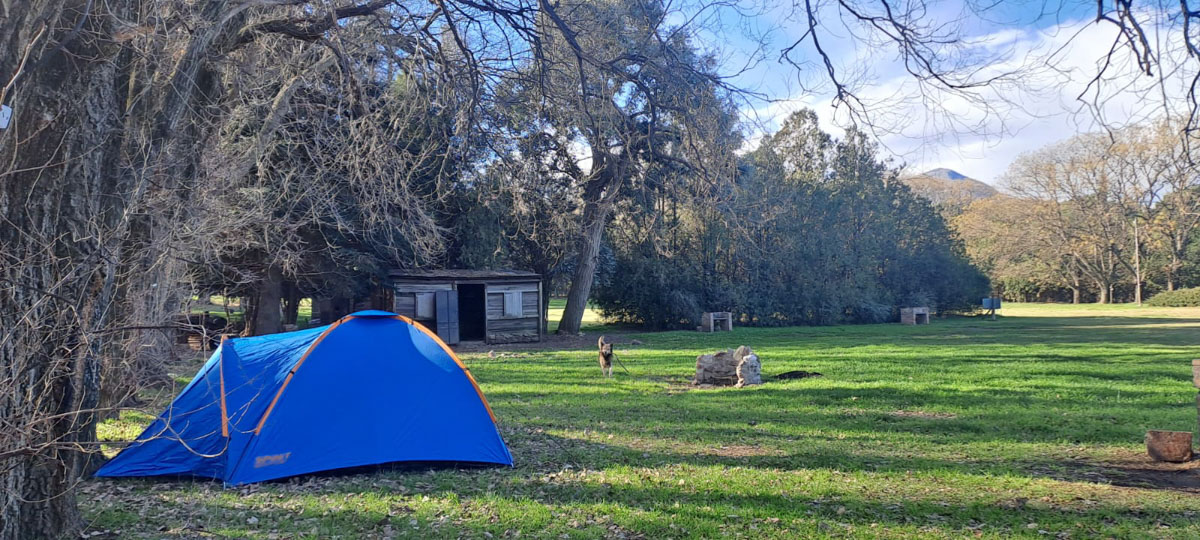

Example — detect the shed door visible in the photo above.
[435,290,460,345]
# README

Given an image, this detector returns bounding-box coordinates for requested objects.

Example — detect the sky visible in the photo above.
[710,1,1194,185]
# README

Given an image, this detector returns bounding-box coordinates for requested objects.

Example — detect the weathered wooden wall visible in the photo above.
[392,279,541,344]
[392,282,454,321]
[485,283,539,343]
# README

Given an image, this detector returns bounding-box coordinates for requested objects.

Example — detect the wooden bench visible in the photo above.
[701,311,733,332]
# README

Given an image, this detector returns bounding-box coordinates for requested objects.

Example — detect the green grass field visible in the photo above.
[188,296,314,327]
[86,303,1200,538]
[546,298,607,333]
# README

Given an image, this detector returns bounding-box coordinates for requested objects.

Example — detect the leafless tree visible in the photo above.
[770,1,1200,146]
[0,1,464,536]
[6,1,1200,538]
[1000,121,1200,303]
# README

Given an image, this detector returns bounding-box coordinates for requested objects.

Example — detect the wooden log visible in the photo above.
[1146,430,1193,462]
[694,349,738,385]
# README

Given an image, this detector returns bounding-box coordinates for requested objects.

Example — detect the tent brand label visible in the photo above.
[254,452,291,468]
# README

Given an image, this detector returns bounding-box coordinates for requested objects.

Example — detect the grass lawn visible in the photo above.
[188,296,314,327]
[85,303,1200,538]
[546,297,608,334]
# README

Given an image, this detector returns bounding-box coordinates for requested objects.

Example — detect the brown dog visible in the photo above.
[598,336,614,378]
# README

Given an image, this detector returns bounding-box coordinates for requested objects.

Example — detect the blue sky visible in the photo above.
[706,1,1187,184]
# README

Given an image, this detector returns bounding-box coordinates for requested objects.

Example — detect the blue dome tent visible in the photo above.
[96,311,512,485]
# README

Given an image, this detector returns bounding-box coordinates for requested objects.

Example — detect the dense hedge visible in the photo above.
[592,110,989,329]
[1146,287,1200,307]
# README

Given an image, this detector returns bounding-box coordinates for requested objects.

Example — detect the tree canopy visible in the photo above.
[593,110,988,328]
[4,1,1200,537]
[954,119,1200,303]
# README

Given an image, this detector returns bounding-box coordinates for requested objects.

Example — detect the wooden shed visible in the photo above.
[388,269,542,345]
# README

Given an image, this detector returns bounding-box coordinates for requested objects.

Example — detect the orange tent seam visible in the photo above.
[252,313,498,437]
[252,318,347,434]
[394,314,499,423]
[219,336,230,438]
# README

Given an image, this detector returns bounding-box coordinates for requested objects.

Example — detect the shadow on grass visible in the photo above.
[86,415,1200,537]
[155,433,1199,539]
[501,427,1198,486]
[625,314,1200,351]
[114,443,1195,539]
[489,380,1193,451]
[84,311,1200,537]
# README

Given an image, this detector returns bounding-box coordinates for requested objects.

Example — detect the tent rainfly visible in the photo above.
[96,311,512,485]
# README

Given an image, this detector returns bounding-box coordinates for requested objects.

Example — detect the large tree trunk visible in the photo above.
[0,1,133,537]
[559,153,630,335]
[558,197,616,334]
[540,274,554,335]
[282,281,301,326]
[242,294,260,336]
[1133,218,1143,305]
[1168,236,1183,291]
[249,265,285,335]
[1,1,245,535]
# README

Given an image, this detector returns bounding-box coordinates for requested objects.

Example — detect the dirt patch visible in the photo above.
[453,331,640,353]
[1106,463,1200,492]
[889,410,958,420]
[701,445,781,458]
[664,380,699,394]
[1034,451,1200,494]
[1093,451,1200,493]
[670,382,742,393]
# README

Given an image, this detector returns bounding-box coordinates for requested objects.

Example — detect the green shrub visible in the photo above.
[592,110,989,328]
[1146,287,1200,307]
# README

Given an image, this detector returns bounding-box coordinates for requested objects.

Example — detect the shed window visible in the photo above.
[503,292,523,318]
[415,292,435,319]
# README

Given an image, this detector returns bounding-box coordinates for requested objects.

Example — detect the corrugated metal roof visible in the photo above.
[387,269,540,281]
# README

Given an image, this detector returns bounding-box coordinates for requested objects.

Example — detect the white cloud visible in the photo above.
[742,9,1195,184]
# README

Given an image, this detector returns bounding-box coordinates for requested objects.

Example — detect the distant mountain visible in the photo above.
[901,168,997,214]
[921,168,970,181]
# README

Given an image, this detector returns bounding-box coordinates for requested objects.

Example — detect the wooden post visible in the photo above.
[483,284,491,345]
